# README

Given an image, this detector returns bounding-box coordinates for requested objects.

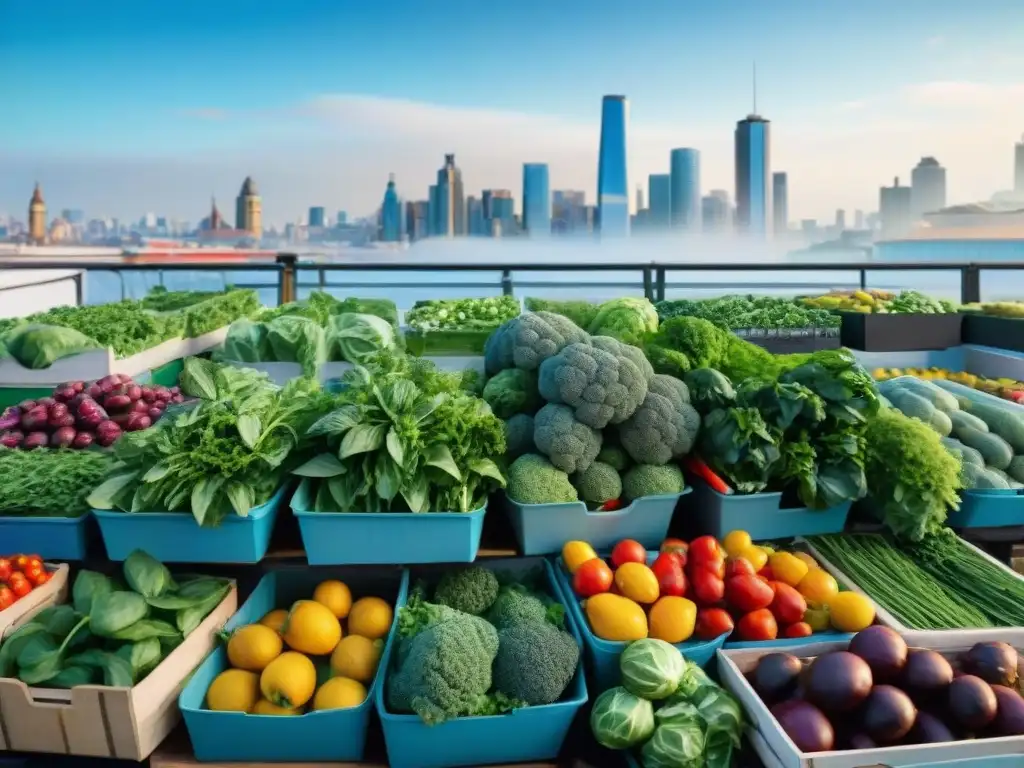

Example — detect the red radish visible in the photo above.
[132,400,150,413]
[126,385,142,401]
[50,427,77,448]
[47,402,70,422]
[71,381,85,393]
[87,383,103,399]
[150,400,166,411]
[125,413,151,432]
[17,399,37,411]
[148,407,163,421]
[95,420,122,447]
[170,386,181,395]
[52,413,75,429]
[71,432,94,449]
[110,412,133,427]
[100,379,118,394]
[171,394,184,404]
[0,430,24,448]
[104,394,132,412]
[36,397,56,407]
[21,406,49,432]
[23,432,49,450]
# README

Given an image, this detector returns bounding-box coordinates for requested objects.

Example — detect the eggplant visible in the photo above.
[963,642,1018,687]
[752,653,803,704]
[850,626,908,682]
[992,685,1024,736]
[862,685,917,743]
[908,711,956,743]
[903,649,954,701]
[805,651,874,714]
[0,407,21,431]
[948,675,997,730]
[770,700,835,753]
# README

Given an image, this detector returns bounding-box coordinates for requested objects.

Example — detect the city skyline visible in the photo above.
[2,0,1024,224]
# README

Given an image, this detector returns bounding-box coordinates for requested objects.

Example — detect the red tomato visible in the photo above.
[689,535,723,565]
[651,553,687,598]
[725,575,775,613]
[725,558,756,579]
[695,607,734,639]
[13,555,30,571]
[573,558,613,598]
[30,569,50,587]
[0,586,13,611]
[0,558,11,583]
[25,556,42,572]
[610,540,647,569]
[783,622,813,638]
[660,538,689,567]
[690,556,725,581]
[770,582,808,625]
[23,563,44,584]
[736,609,778,641]
[690,568,725,605]
[9,578,31,599]
[757,565,775,580]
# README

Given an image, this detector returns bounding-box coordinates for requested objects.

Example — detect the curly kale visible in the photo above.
[533,403,602,474]
[483,368,540,418]
[504,413,536,459]
[572,461,622,505]
[617,384,701,466]
[646,344,692,378]
[492,620,580,706]
[645,316,729,370]
[434,566,500,616]
[506,453,579,504]
[622,464,686,501]
[538,342,648,429]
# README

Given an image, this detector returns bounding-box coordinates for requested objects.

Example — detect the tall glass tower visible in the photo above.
[522,163,551,236]
[435,154,466,236]
[669,149,701,231]
[380,174,401,242]
[597,95,629,237]
[772,172,788,234]
[647,175,671,228]
[735,115,771,236]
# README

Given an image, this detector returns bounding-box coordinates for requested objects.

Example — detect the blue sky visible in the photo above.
[2,0,1023,224]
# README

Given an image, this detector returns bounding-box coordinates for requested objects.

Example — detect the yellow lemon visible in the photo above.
[260,609,288,633]
[252,699,301,716]
[260,651,317,709]
[206,669,260,713]
[347,597,393,640]
[827,592,876,633]
[283,600,342,655]
[312,676,367,711]
[313,580,352,620]
[330,634,384,684]
[227,624,283,672]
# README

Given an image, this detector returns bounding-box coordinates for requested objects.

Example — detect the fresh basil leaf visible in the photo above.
[468,458,505,486]
[123,550,174,598]
[191,475,225,526]
[142,461,173,483]
[293,454,346,478]
[307,406,361,437]
[400,474,430,513]
[386,427,405,468]
[425,444,461,480]
[86,472,140,510]
[237,414,262,449]
[375,455,403,502]
[226,481,255,518]
[90,592,150,637]
[339,423,388,459]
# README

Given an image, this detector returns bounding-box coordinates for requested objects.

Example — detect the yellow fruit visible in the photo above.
[803,605,831,632]
[614,562,660,604]
[313,580,352,620]
[798,569,839,604]
[758,544,775,554]
[769,552,809,587]
[738,545,768,572]
[722,530,752,558]
[562,541,598,575]
[648,596,696,643]
[584,592,648,641]
[792,552,819,571]
[206,669,260,713]
[252,699,301,716]
[347,597,393,640]
[226,624,284,672]
[260,651,317,709]
[260,609,288,633]
[283,600,342,655]
[330,634,383,684]
[827,592,876,632]
[312,676,367,711]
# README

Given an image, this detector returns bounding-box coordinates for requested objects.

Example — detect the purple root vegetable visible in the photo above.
[103,394,132,412]
[87,383,103,399]
[0,407,21,431]
[71,381,85,393]
[50,427,77,448]
[21,406,50,432]
[132,399,150,414]
[52,413,75,429]
[125,413,152,432]
[47,402,70,423]
[0,430,24,448]
[148,407,163,421]
[17,399,37,411]
[126,385,142,401]
[141,387,155,403]
[171,394,184,404]
[71,432,94,449]
[23,432,49,450]
[95,420,122,447]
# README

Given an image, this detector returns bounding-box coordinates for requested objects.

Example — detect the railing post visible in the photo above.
[961,265,981,304]
[277,253,298,305]
[655,267,666,303]
[642,268,653,301]
[74,272,84,306]
[500,269,513,296]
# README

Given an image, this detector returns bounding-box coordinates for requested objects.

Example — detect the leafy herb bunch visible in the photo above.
[294,349,506,513]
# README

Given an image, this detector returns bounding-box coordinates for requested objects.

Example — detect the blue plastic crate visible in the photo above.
[376,558,587,768]
[947,489,1024,528]
[179,565,408,763]
[290,479,486,565]
[504,489,690,556]
[553,553,727,693]
[0,514,95,560]
[92,484,286,563]
[684,480,851,540]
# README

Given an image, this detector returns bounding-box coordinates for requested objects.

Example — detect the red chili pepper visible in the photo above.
[598,499,623,511]
[683,456,733,495]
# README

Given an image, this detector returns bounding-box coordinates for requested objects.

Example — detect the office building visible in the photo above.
[836,209,846,230]
[428,185,439,235]
[735,114,771,235]
[647,175,671,228]
[336,211,347,226]
[772,172,788,234]
[28,184,46,244]
[854,210,865,229]
[701,194,729,232]
[467,196,487,236]
[308,206,326,229]
[405,200,429,241]
[485,189,515,235]
[235,176,262,237]
[635,187,644,213]
[879,177,913,239]
[552,190,588,234]
[522,163,551,236]
[379,175,401,242]
[670,149,701,231]
[435,154,465,236]
[596,95,630,236]
[910,157,947,219]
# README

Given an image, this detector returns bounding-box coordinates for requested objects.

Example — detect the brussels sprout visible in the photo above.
[589,686,655,750]
[620,638,685,700]
[641,721,706,768]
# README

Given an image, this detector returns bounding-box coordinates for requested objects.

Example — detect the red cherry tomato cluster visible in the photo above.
[0,554,50,611]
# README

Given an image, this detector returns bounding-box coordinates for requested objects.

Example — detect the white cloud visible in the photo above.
[904,80,1024,109]
[926,35,946,48]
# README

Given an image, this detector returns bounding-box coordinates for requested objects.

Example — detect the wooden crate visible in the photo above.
[0,563,69,640]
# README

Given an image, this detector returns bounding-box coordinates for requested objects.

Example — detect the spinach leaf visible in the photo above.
[123,550,174,598]
[115,638,163,681]
[72,570,114,614]
[48,665,96,688]
[110,619,181,642]
[66,649,134,687]
[17,634,58,668]
[19,649,65,685]
[31,605,81,639]
[0,623,47,677]
[90,591,149,637]
[177,583,229,637]
[175,578,229,603]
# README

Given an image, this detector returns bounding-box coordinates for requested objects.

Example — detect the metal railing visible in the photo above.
[1,253,1022,306]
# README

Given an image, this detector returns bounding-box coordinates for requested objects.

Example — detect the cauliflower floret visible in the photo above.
[533,403,602,474]
[510,312,590,371]
[492,620,581,706]
[504,413,536,459]
[622,464,686,501]
[618,387,701,466]
[506,453,578,504]
[572,461,622,505]
[434,565,500,616]
[538,343,648,429]
[482,368,540,419]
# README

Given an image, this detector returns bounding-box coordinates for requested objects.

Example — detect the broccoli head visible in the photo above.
[506,453,579,504]
[538,343,648,429]
[397,583,462,638]
[482,368,540,419]
[648,373,690,405]
[484,321,516,375]
[509,311,590,371]
[387,612,513,724]
[596,444,630,471]
[504,413,536,459]
[533,403,602,474]
[622,464,686,501]
[572,461,622,505]
[434,565,500,615]
[487,585,555,630]
[618,387,701,466]
[492,620,581,706]
[591,336,654,382]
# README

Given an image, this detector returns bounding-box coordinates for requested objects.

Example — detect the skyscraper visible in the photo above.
[428,185,439,235]
[522,163,551,236]
[435,154,465,237]
[635,187,644,213]
[771,172,788,234]
[701,194,729,232]
[235,176,262,237]
[552,190,587,234]
[308,206,326,228]
[735,114,771,236]
[648,174,671,228]
[467,196,486,236]
[380,174,401,242]
[1015,135,1024,195]
[28,183,46,245]
[911,157,947,219]
[596,95,630,237]
[879,177,912,239]
[669,149,700,231]
[406,201,429,241]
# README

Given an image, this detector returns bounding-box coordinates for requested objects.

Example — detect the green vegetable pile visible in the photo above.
[523,296,660,347]
[292,349,505,513]
[87,358,331,526]
[0,550,231,688]
[484,312,695,508]
[386,564,579,724]
[591,639,742,768]
[405,296,520,331]
[657,295,840,333]
[0,449,112,518]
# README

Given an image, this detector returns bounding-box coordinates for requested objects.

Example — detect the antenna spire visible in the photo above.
[752,62,758,115]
